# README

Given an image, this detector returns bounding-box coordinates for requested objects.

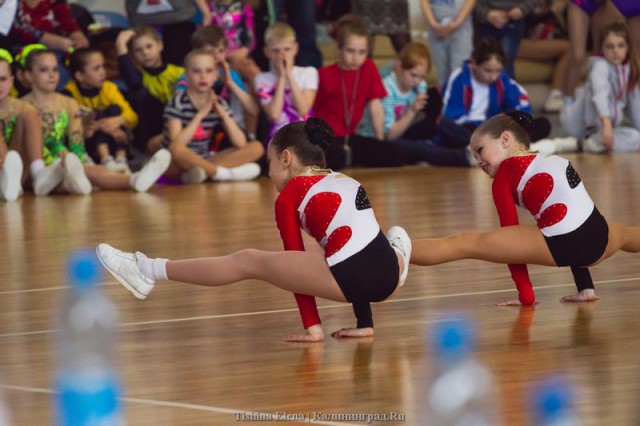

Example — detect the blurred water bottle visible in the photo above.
[427,314,499,426]
[0,388,12,426]
[531,376,582,426]
[54,250,122,426]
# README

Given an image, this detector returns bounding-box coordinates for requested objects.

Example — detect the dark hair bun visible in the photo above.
[505,110,534,132]
[304,117,335,150]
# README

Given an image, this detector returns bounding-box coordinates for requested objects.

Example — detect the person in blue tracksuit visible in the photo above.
[437,38,550,148]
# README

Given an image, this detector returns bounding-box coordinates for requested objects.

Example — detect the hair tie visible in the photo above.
[15,43,47,68]
[505,110,534,132]
[0,49,13,64]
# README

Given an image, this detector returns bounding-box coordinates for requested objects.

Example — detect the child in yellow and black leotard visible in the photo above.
[21,48,171,195]
[63,47,138,173]
[116,26,184,154]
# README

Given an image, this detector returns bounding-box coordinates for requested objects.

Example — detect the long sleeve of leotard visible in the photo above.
[352,302,373,329]
[274,194,322,329]
[491,167,536,305]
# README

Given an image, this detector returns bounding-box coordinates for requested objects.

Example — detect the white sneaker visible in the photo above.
[96,243,155,299]
[386,226,412,287]
[132,149,171,192]
[117,159,132,175]
[582,134,607,153]
[102,157,131,174]
[0,151,23,201]
[102,156,120,172]
[551,136,579,153]
[33,159,65,195]
[63,153,92,195]
[227,163,261,181]
[529,139,556,155]
[543,89,564,113]
[181,166,207,184]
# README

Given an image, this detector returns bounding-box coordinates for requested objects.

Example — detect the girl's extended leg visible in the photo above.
[166,249,347,302]
[596,222,640,263]
[98,244,347,303]
[411,225,556,266]
[84,164,130,190]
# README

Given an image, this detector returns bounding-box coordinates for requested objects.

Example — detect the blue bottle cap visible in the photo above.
[531,376,574,423]
[67,250,102,289]
[430,313,476,363]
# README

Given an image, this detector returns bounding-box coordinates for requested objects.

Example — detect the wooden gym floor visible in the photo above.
[1,152,640,425]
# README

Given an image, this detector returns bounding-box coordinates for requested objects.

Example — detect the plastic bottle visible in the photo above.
[531,376,582,426]
[0,388,12,426]
[427,314,499,426]
[54,250,122,426]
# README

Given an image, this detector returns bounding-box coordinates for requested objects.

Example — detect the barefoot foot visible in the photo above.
[282,324,325,342]
[495,298,539,306]
[331,327,374,338]
[560,289,601,302]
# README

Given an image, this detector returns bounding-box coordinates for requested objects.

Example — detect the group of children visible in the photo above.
[0,46,172,200]
[2,6,638,200]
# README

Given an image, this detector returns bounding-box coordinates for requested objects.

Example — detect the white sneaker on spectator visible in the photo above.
[181,166,207,184]
[551,136,579,153]
[543,89,564,113]
[103,156,133,174]
[117,159,132,175]
[582,134,607,153]
[227,163,261,181]
[63,153,92,195]
[102,156,120,171]
[96,243,155,299]
[33,159,65,196]
[386,226,412,287]
[132,148,171,192]
[0,151,23,201]
[530,139,557,155]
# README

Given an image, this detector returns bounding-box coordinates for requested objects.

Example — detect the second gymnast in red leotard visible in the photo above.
[411,111,640,305]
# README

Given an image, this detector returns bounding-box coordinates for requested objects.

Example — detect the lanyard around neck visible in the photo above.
[340,68,360,135]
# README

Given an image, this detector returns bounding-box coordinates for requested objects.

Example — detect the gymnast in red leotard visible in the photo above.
[411,111,640,305]
[96,118,412,342]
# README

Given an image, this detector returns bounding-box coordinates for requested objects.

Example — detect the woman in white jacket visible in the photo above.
[562,22,640,153]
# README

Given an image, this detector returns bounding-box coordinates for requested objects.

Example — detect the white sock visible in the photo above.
[30,159,45,178]
[129,172,140,188]
[138,256,168,281]
[212,166,232,181]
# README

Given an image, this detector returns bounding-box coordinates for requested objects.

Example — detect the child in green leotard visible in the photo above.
[0,48,67,198]
[21,49,172,194]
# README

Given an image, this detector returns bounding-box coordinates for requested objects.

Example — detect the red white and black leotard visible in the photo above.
[275,171,397,329]
[492,154,608,303]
